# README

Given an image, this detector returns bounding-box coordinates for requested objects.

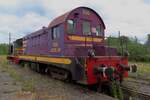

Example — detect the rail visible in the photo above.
[121,86,150,100]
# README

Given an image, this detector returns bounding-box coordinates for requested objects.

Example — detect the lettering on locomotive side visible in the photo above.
[52,42,59,47]
[50,42,61,53]
[50,48,61,53]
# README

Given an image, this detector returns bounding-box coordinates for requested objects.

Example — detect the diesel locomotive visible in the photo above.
[7,7,137,96]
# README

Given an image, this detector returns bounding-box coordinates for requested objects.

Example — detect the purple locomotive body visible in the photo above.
[8,7,137,98]
[23,7,117,57]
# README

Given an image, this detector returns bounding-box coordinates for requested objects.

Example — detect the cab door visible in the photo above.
[50,25,63,56]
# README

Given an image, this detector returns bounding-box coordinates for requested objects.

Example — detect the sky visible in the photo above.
[0,0,150,43]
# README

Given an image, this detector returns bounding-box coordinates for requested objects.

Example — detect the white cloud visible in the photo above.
[97,0,150,36]
[0,0,18,7]
[41,0,150,42]
[0,0,150,43]
[0,12,49,43]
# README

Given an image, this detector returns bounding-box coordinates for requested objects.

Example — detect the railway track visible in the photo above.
[122,86,150,100]
[18,63,150,100]
[25,63,150,100]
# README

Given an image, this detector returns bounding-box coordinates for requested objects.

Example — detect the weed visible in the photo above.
[0,55,35,92]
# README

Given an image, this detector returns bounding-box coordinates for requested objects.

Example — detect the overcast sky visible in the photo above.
[0,0,150,43]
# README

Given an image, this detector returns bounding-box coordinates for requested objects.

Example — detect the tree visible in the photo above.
[0,44,9,55]
[145,34,150,46]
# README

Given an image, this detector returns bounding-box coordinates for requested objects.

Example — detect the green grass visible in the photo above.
[0,55,35,92]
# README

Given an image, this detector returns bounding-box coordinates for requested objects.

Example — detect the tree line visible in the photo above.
[0,43,9,55]
[107,34,150,62]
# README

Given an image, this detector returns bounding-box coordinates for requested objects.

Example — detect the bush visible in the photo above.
[0,44,9,55]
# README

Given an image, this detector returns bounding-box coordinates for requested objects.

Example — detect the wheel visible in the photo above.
[36,63,40,73]
[30,63,36,71]
[64,71,72,82]
[19,61,25,67]
[39,64,47,74]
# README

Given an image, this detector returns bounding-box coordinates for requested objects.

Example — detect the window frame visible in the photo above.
[51,25,60,40]
[66,19,76,34]
[96,25,103,36]
[82,20,91,36]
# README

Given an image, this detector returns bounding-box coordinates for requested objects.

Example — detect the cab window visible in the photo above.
[96,25,103,36]
[82,21,91,35]
[52,26,60,40]
[67,20,76,34]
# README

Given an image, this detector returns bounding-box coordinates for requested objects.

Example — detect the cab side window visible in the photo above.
[82,20,91,35]
[52,26,60,40]
[67,20,76,34]
[96,25,103,36]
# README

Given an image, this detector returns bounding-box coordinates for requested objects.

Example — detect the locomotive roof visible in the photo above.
[48,6,106,29]
[23,27,48,39]
[23,7,106,39]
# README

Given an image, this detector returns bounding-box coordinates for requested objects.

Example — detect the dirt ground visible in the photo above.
[0,56,114,100]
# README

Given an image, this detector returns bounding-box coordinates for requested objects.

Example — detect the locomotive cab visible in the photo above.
[63,7,106,56]
[48,7,108,57]
[12,38,23,55]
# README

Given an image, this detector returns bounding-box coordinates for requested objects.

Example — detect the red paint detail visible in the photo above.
[86,57,128,85]
[7,55,20,64]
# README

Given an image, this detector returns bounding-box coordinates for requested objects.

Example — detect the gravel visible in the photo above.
[0,64,115,100]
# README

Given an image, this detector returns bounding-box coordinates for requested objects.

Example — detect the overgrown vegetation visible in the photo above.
[107,34,150,62]
[0,44,9,55]
[0,55,35,92]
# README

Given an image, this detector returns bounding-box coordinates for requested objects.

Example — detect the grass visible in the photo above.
[0,55,61,100]
[0,55,35,92]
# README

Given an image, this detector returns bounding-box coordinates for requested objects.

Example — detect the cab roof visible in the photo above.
[48,7,106,29]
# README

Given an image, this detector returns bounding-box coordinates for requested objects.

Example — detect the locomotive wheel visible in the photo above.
[19,61,25,67]
[26,62,31,68]
[36,63,40,73]
[30,63,36,71]
[36,63,46,74]
[64,71,71,82]
[47,67,71,82]
[30,63,46,74]
[39,64,47,74]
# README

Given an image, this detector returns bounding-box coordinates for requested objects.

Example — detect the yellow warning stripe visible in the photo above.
[66,44,93,47]
[18,56,36,61]
[18,55,72,65]
[15,48,24,51]
[68,36,103,42]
